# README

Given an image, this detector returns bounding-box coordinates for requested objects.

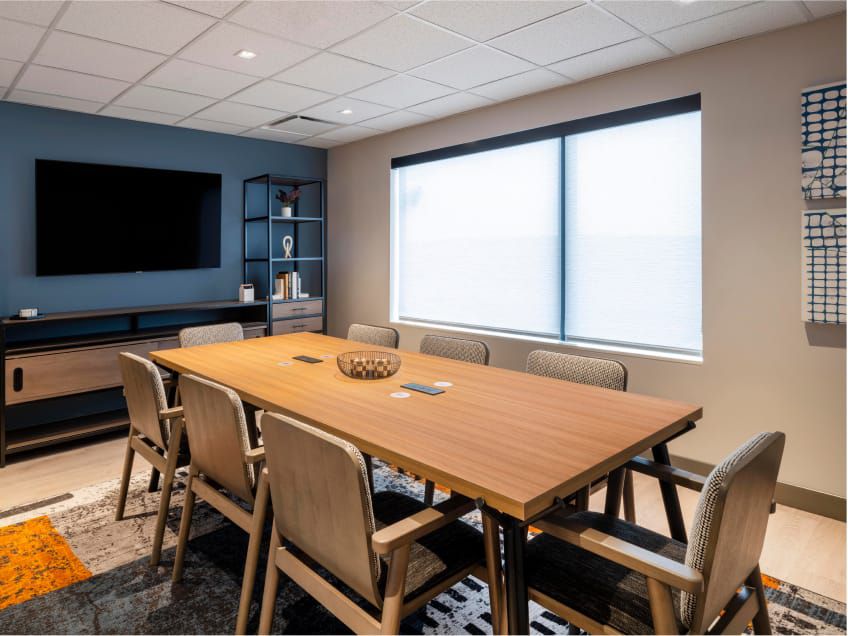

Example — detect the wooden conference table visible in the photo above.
[151,332,702,634]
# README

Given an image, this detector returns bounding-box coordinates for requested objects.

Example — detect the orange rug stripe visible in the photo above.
[0,515,91,610]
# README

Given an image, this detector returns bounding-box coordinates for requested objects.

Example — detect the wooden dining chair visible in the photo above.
[178,322,244,348]
[347,323,399,348]
[116,352,188,566]
[526,349,635,521]
[257,412,505,636]
[171,374,269,636]
[524,431,785,635]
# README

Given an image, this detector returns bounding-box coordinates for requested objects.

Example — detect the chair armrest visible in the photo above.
[243,447,265,464]
[159,406,184,421]
[627,456,706,492]
[371,495,474,555]
[534,512,704,594]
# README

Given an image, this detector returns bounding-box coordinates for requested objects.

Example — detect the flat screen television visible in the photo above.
[36,159,222,276]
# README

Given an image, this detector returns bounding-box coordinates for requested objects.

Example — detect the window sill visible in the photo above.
[391,319,703,365]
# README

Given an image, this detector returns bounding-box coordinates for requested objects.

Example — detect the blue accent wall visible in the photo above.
[0,101,326,315]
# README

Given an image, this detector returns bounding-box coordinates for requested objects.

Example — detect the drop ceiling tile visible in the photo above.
[359,110,430,130]
[266,117,339,135]
[804,1,846,18]
[410,1,581,42]
[179,23,315,77]
[0,18,45,62]
[469,68,570,100]
[165,1,242,18]
[274,53,394,94]
[114,85,215,115]
[0,59,22,86]
[230,80,333,112]
[349,74,454,108]
[408,91,493,117]
[17,65,130,102]
[332,14,472,72]
[36,31,167,82]
[100,105,182,124]
[296,136,342,148]
[298,96,393,123]
[178,117,249,134]
[653,2,809,54]
[547,37,669,81]
[7,89,103,113]
[598,1,754,34]
[145,59,256,98]
[194,100,286,126]
[317,125,380,142]
[490,4,639,65]
[57,1,215,55]
[0,1,63,26]
[241,128,310,142]
[410,45,534,89]
[230,1,395,49]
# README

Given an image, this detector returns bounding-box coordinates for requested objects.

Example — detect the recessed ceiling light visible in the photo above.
[339,109,354,115]
[235,49,257,60]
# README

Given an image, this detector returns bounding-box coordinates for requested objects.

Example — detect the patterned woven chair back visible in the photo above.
[178,322,244,348]
[119,352,171,449]
[526,350,627,391]
[680,432,785,632]
[179,374,256,504]
[347,323,399,349]
[261,412,383,608]
[420,334,490,365]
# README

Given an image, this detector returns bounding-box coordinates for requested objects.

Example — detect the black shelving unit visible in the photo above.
[243,174,326,336]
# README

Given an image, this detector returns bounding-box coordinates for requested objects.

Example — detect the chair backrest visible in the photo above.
[347,323,399,349]
[179,374,256,504]
[681,432,785,632]
[119,352,170,449]
[178,322,244,348]
[420,334,490,365]
[261,412,383,608]
[526,350,627,391]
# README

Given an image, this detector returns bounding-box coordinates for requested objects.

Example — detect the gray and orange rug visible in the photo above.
[0,464,844,635]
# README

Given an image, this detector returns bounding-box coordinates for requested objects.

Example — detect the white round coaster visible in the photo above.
[434,381,453,387]
[390,391,411,399]
[277,361,293,367]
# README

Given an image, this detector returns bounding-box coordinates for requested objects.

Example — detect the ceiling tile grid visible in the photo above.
[0,0,842,148]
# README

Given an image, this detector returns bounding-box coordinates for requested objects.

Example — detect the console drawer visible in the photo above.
[5,342,157,405]
[272,300,323,320]
[272,316,323,335]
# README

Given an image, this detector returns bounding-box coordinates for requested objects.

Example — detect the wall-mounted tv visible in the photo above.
[36,159,222,276]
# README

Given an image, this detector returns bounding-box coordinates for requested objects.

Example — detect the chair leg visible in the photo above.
[115,428,136,521]
[258,526,282,636]
[482,514,505,635]
[747,564,772,635]
[623,468,636,523]
[381,544,411,635]
[363,453,375,492]
[151,422,183,566]
[236,470,270,635]
[172,468,197,582]
[646,577,678,635]
[424,480,435,506]
[148,467,161,493]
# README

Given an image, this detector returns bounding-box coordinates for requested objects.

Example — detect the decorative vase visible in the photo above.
[282,206,293,217]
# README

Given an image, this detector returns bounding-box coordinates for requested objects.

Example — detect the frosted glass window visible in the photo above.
[563,111,702,353]
[392,140,561,336]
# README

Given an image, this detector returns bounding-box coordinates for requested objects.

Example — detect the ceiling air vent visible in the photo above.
[264,115,339,136]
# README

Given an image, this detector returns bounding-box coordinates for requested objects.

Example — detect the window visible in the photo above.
[391,96,702,358]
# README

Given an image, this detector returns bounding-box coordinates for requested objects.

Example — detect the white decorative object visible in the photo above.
[18,308,38,318]
[238,283,254,303]
[282,206,293,217]
[802,209,845,324]
[282,235,293,259]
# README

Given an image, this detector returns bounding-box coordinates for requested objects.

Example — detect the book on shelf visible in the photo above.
[274,271,302,300]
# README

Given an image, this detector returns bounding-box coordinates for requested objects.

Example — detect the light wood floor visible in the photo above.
[1,434,845,602]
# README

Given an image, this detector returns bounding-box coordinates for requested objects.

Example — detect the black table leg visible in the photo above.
[604,467,626,516]
[503,516,529,635]
[652,443,687,542]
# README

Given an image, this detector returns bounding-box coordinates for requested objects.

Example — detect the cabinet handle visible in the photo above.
[13,367,23,392]
[293,324,305,329]
[290,307,306,311]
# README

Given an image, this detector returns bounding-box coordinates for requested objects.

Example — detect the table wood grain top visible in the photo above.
[151,333,702,519]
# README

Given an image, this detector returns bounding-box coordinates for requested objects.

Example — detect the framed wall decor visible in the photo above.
[802,209,846,324]
[801,81,846,199]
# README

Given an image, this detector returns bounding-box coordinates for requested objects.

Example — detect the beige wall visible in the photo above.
[327,16,847,498]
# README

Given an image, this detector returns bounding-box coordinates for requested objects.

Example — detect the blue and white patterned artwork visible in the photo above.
[801,82,846,199]
[802,209,845,324]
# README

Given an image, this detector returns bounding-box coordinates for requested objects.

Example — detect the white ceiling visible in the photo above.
[0,0,843,148]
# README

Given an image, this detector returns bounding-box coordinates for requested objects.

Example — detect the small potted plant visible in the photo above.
[276,187,301,217]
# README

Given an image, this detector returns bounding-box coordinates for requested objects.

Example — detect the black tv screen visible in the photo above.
[36,159,221,276]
